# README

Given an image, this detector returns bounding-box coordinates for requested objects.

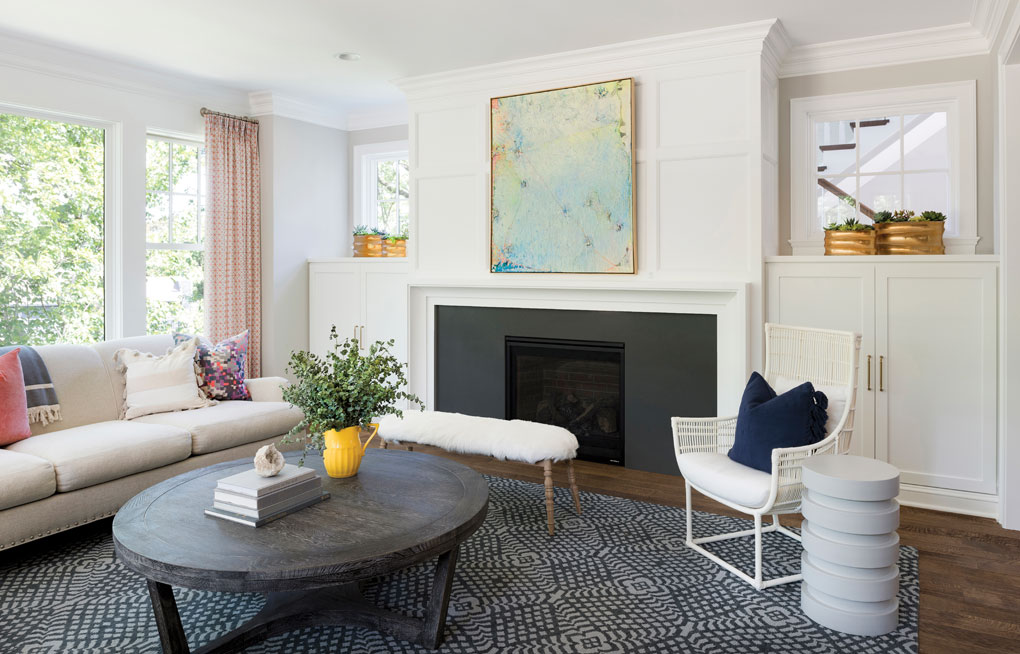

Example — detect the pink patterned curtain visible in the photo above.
[204,114,262,377]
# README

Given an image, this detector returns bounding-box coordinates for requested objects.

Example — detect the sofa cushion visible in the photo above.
[0,349,31,446]
[6,421,192,492]
[92,335,174,418]
[676,452,773,509]
[30,345,121,435]
[113,337,212,420]
[0,450,56,510]
[133,401,303,454]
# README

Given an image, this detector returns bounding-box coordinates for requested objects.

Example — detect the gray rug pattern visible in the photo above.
[0,475,918,653]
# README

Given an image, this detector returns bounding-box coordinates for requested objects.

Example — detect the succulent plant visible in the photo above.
[824,222,840,231]
[826,217,874,232]
[918,210,947,222]
[891,210,915,222]
[873,211,893,223]
[353,225,375,236]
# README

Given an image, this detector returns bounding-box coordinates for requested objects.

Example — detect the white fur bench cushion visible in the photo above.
[377,411,578,464]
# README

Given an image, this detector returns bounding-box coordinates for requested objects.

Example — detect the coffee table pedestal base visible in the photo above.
[148,547,459,653]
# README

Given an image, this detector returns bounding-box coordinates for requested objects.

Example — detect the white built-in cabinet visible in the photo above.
[308,259,409,365]
[766,257,998,517]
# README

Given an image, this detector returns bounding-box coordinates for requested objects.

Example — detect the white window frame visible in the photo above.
[145,132,205,251]
[0,101,122,339]
[352,139,409,233]
[790,81,977,255]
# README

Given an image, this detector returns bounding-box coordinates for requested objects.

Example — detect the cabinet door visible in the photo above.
[363,268,409,365]
[308,265,362,358]
[875,264,997,494]
[766,263,876,458]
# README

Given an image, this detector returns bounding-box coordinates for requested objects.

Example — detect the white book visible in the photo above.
[216,464,317,497]
[214,477,321,510]
[205,492,329,527]
[213,487,325,519]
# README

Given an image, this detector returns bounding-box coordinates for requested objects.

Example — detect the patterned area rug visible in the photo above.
[0,475,917,653]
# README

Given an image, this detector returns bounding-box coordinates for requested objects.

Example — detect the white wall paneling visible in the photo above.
[398,20,786,382]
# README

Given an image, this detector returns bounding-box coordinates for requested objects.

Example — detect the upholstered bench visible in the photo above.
[377,411,582,535]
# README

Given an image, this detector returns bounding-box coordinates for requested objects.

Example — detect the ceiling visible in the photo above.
[0,1,987,119]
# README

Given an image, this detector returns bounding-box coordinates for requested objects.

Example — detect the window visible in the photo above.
[0,111,106,345]
[790,82,977,255]
[353,140,409,236]
[145,136,205,335]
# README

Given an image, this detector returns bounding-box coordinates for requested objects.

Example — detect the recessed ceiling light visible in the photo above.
[334,52,361,62]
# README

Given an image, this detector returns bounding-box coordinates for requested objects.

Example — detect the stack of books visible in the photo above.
[204,464,328,527]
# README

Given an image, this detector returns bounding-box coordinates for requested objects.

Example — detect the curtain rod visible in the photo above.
[200,107,259,124]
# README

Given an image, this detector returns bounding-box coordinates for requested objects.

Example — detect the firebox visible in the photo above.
[505,336,624,465]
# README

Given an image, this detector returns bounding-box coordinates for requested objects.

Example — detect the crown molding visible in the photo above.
[0,30,249,110]
[972,0,1012,44]
[761,19,793,81]
[248,91,348,130]
[779,22,991,78]
[395,19,778,100]
[346,104,408,131]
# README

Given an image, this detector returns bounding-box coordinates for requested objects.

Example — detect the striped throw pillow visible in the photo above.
[114,337,213,420]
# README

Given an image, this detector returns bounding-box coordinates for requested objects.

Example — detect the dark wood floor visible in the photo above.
[379,443,1020,654]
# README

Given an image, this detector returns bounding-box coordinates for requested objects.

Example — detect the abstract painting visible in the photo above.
[490,78,635,273]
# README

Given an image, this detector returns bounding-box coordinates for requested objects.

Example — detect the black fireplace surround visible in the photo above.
[434,306,716,476]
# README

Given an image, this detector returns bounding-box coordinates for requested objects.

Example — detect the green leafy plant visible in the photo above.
[282,326,421,455]
[353,225,375,236]
[873,211,893,223]
[917,210,947,222]
[825,217,874,232]
[891,210,915,222]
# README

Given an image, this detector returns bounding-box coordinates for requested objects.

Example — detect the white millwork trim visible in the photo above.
[248,90,348,130]
[780,23,989,79]
[0,31,248,110]
[972,0,1014,46]
[789,81,978,255]
[395,19,778,101]
[897,483,998,519]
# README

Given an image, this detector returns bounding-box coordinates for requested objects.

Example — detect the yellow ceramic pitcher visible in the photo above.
[322,423,379,478]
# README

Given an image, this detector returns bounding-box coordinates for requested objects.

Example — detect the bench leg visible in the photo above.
[542,459,555,535]
[566,459,582,515]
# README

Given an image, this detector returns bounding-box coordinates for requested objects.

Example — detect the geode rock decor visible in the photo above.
[253,443,286,477]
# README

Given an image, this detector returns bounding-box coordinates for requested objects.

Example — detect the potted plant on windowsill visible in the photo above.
[382,228,408,258]
[282,326,421,478]
[353,225,384,257]
[874,210,946,255]
[823,217,876,255]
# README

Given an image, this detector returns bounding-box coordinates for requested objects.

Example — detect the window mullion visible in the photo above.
[167,143,174,243]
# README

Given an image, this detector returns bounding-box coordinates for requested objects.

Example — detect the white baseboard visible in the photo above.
[897,483,999,518]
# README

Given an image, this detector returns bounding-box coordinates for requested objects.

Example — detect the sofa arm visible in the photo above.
[244,376,289,403]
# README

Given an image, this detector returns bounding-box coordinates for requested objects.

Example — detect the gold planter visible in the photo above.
[824,230,876,255]
[875,221,945,255]
[382,238,407,257]
[353,234,384,257]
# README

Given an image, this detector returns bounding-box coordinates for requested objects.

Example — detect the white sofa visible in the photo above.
[0,335,303,551]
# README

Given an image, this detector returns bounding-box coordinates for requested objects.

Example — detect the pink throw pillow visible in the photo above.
[0,349,31,445]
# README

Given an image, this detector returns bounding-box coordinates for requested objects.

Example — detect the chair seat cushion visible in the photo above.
[728,372,828,473]
[134,401,303,455]
[6,421,192,492]
[0,449,56,510]
[676,452,773,509]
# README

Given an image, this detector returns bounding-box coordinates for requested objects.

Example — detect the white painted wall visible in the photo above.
[259,116,349,377]
[398,22,783,377]
[0,36,249,339]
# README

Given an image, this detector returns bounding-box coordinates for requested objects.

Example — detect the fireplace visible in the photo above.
[506,337,624,465]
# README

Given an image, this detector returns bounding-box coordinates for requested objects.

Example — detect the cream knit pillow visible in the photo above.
[114,337,213,420]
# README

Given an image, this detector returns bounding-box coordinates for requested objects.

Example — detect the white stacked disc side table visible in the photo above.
[800,455,901,637]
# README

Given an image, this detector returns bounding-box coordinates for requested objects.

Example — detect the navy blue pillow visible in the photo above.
[728,372,828,473]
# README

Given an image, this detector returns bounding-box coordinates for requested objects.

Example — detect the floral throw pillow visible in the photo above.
[173,330,251,401]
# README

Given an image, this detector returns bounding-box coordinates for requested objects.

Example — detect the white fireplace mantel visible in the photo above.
[408,281,749,417]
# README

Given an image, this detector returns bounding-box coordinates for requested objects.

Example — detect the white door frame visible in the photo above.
[997,5,1020,530]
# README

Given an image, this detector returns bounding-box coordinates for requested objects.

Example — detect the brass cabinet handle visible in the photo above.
[360,325,365,349]
[867,355,872,391]
[353,326,358,342]
[879,355,885,392]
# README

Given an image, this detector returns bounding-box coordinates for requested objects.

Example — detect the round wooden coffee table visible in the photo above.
[113,449,488,653]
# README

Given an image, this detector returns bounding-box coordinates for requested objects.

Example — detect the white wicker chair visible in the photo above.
[671,323,861,590]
